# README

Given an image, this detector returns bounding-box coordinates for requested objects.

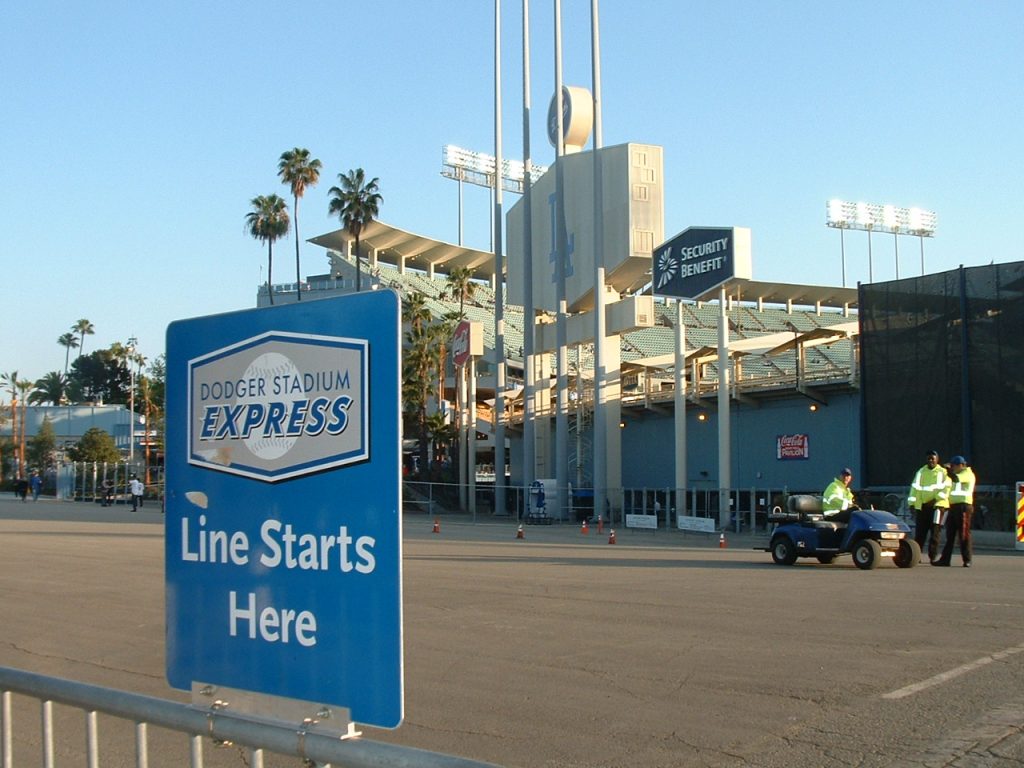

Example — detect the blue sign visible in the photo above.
[652,226,752,300]
[165,291,403,729]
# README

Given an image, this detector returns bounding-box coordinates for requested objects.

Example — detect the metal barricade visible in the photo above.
[1,667,498,768]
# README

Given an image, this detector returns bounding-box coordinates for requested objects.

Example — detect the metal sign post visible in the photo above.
[165,291,403,729]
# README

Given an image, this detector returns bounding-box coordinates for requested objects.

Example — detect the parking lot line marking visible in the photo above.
[882,642,1024,700]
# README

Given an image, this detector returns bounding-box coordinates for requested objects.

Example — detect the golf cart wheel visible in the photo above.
[816,554,838,564]
[894,538,921,569]
[771,537,798,566]
[852,539,882,570]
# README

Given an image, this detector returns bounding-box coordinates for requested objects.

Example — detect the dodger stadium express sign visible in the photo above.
[165,290,403,729]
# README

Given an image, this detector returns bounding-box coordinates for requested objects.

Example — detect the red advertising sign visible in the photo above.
[776,434,809,460]
[451,321,471,367]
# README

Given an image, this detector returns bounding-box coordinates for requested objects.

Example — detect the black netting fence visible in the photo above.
[860,261,1024,487]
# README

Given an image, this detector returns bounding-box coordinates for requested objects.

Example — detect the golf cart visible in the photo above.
[766,494,920,570]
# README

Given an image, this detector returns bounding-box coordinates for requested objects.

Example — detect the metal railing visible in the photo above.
[403,480,786,532]
[0,667,497,768]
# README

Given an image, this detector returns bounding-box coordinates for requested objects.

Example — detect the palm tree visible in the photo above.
[429,315,457,413]
[2,371,19,474]
[327,169,383,293]
[402,291,431,336]
[16,379,32,473]
[30,372,67,406]
[444,267,478,320]
[0,408,6,484]
[442,268,476,487]
[278,148,322,301]
[58,332,79,375]
[73,319,94,359]
[245,194,290,306]
[403,324,435,476]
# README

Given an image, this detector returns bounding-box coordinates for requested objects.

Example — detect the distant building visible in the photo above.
[1,404,144,460]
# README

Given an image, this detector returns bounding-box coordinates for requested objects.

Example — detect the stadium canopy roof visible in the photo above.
[309,220,496,280]
[623,320,859,373]
[717,278,858,310]
[311,223,860,312]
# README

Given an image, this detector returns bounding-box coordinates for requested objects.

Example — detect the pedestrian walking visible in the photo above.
[130,476,145,511]
[935,455,975,567]
[101,478,114,507]
[30,471,42,501]
[907,450,950,564]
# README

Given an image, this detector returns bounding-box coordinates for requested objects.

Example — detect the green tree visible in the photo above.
[278,148,322,301]
[72,319,95,359]
[147,354,166,408]
[67,427,121,464]
[27,417,57,470]
[58,332,79,375]
[425,410,457,479]
[327,168,382,293]
[30,372,67,406]
[444,266,478,320]
[109,341,136,407]
[246,194,290,306]
[67,349,130,404]
[143,354,166,483]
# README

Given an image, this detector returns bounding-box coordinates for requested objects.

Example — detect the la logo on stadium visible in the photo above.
[187,331,368,482]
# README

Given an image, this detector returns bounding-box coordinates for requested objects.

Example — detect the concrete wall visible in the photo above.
[617,392,860,493]
[507,390,859,498]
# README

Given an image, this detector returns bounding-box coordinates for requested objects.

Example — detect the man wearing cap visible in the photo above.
[907,450,950,564]
[823,468,856,522]
[934,456,976,567]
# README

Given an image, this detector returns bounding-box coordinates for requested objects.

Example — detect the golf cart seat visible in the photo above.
[770,494,839,530]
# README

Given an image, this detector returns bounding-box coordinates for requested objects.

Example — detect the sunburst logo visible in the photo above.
[655,247,678,288]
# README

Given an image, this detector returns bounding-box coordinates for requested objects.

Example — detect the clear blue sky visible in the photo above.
[2,0,1021,383]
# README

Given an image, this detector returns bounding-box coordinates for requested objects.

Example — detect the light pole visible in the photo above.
[127,336,137,466]
[909,207,936,275]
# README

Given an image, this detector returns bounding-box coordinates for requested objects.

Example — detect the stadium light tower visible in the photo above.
[908,206,938,274]
[827,199,937,283]
[441,145,547,245]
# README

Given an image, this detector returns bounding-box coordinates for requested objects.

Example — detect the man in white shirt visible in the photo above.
[130,477,145,512]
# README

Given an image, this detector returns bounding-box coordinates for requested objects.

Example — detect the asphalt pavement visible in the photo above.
[2,496,1023,768]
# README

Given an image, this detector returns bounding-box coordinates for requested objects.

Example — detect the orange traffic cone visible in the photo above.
[719,532,727,548]
[432,517,440,534]
[597,517,604,534]
[608,529,617,544]
[581,519,589,535]
[516,524,524,539]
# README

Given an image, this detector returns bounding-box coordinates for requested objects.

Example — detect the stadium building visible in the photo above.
[256,112,1022,532]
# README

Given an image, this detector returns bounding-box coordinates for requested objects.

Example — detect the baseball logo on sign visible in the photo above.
[241,352,302,460]
[188,331,368,482]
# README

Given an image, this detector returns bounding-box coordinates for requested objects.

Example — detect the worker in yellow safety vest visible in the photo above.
[822,468,856,522]
[907,449,950,564]
[934,455,976,567]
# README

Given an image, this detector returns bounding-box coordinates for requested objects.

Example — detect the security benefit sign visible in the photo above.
[652,226,752,300]
[165,290,403,729]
